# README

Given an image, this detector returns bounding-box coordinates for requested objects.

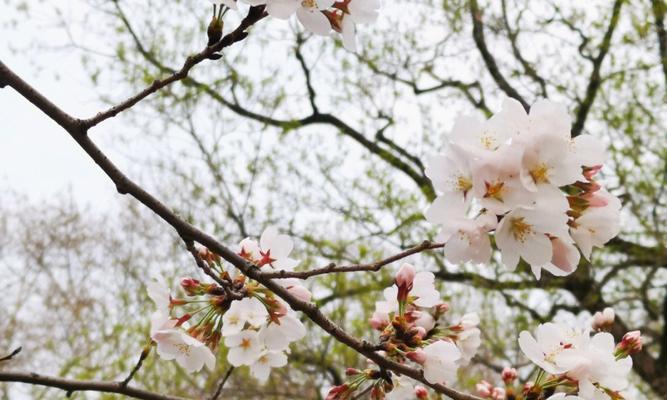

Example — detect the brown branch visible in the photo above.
[209,366,234,400]
[0,61,481,400]
[80,5,268,129]
[652,0,667,87]
[570,0,623,137]
[0,347,21,363]
[121,343,152,388]
[0,371,187,400]
[260,240,443,279]
[469,0,529,111]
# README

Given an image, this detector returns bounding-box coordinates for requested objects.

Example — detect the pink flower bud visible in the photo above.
[617,330,642,355]
[501,367,517,383]
[583,165,603,180]
[345,368,361,376]
[414,326,427,339]
[287,284,312,302]
[406,349,426,364]
[436,303,450,314]
[476,380,493,397]
[583,192,609,207]
[591,307,615,331]
[491,387,506,400]
[180,277,201,296]
[414,386,428,399]
[326,384,349,400]
[395,263,416,293]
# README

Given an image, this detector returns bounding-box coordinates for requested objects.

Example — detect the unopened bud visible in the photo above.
[345,368,361,376]
[406,350,426,364]
[583,165,603,180]
[591,307,615,331]
[616,330,642,356]
[414,386,428,399]
[476,380,493,397]
[180,277,202,296]
[326,384,349,400]
[501,367,518,384]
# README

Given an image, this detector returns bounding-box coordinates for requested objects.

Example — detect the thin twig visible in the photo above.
[0,347,22,363]
[209,366,235,400]
[259,241,444,280]
[121,343,152,388]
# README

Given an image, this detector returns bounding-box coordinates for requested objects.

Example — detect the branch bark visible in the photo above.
[0,371,187,400]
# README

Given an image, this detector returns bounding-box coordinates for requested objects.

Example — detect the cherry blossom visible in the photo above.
[556,332,633,396]
[591,307,615,331]
[386,375,416,400]
[222,297,269,336]
[420,340,461,384]
[570,189,621,259]
[258,312,306,350]
[226,330,264,366]
[518,322,586,374]
[249,350,288,383]
[152,328,216,372]
[238,226,299,270]
[495,206,569,275]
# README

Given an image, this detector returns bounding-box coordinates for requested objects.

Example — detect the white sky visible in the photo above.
[1,2,119,210]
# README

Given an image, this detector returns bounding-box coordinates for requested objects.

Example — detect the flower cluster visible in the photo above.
[516,313,641,399]
[209,0,380,51]
[147,227,310,383]
[326,264,481,399]
[425,98,621,279]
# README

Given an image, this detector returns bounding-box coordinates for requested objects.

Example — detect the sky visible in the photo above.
[0,2,121,210]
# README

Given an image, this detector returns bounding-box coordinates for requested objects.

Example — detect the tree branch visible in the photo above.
[0,371,187,400]
[81,5,268,130]
[260,240,443,279]
[469,0,530,111]
[570,0,623,137]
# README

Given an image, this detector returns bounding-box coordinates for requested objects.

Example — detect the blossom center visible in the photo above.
[529,163,550,184]
[240,338,252,349]
[301,0,317,9]
[456,175,473,194]
[175,343,192,356]
[483,181,505,201]
[509,217,532,242]
[480,134,496,150]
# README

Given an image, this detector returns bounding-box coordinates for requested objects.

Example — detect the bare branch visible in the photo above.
[570,0,623,137]
[260,240,443,279]
[0,347,21,363]
[81,5,268,129]
[0,371,187,400]
[469,0,529,111]
[209,366,234,400]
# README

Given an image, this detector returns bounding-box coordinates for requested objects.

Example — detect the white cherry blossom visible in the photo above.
[421,340,461,385]
[258,313,306,351]
[495,206,569,274]
[226,330,264,366]
[249,350,288,383]
[386,375,416,400]
[518,322,586,374]
[411,271,440,307]
[152,328,216,372]
[570,190,621,259]
[222,297,269,336]
[555,332,632,395]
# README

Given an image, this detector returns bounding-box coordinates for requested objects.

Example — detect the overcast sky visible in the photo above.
[1,2,122,210]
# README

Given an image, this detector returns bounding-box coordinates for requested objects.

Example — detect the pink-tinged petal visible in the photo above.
[266,0,300,19]
[297,8,332,35]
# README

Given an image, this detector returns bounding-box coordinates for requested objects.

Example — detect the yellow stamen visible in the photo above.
[510,217,532,242]
[530,163,550,184]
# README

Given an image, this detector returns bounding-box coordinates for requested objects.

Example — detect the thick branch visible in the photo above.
[570,0,623,137]
[652,0,667,87]
[0,371,186,400]
[469,0,529,111]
